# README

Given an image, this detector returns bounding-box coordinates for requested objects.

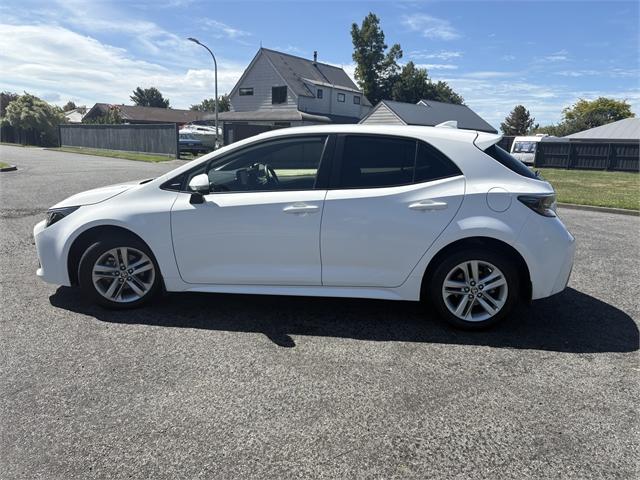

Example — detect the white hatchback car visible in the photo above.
[34,125,575,328]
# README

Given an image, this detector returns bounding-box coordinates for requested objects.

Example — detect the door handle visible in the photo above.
[408,200,448,211]
[283,203,320,214]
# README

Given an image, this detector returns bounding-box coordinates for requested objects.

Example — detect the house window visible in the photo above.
[272,86,287,104]
[353,95,361,105]
[317,89,323,99]
[239,88,253,96]
[337,93,345,103]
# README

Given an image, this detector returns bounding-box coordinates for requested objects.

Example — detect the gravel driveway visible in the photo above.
[1,145,638,479]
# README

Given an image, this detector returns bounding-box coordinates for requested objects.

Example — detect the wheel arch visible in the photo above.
[420,236,532,303]
[67,225,160,286]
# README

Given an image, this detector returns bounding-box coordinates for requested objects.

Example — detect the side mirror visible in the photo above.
[188,173,209,204]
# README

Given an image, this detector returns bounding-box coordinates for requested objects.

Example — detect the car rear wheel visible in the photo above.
[427,248,520,329]
[78,237,160,309]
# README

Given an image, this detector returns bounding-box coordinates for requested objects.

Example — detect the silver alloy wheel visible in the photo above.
[91,247,155,303]
[442,260,508,322]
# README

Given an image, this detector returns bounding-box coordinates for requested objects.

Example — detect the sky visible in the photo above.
[1,0,638,128]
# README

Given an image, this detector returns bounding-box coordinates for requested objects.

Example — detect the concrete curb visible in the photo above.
[558,202,639,217]
[0,164,17,172]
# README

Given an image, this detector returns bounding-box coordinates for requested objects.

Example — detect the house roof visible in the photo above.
[365,100,497,133]
[217,109,333,123]
[565,117,640,141]
[85,103,207,124]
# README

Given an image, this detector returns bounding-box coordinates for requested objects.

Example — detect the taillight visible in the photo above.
[517,194,557,217]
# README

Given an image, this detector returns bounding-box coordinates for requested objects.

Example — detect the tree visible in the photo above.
[130,87,170,108]
[4,93,65,146]
[500,105,536,135]
[190,94,230,112]
[83,104,122,124]
[1,91,19,117]
[62,100,77,112]
[351,13,403,105]
[535,97,634,136]
[391,62,464,105]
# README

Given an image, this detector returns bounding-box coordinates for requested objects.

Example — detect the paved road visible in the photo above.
[1,145,638,479]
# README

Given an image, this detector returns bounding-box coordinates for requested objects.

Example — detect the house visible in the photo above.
[359,99,497,134]
[564,117,640,142]
[217,48,372,144]
[83,103,206,125]
[63,107,87,124]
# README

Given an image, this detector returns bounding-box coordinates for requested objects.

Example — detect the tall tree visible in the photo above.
[500,105,536,135]
[83,105,122,125]
[62,100,77,112]
[130,87,170,108]
[535,97,634,136]
[391,62,464,105]
[4,93,64,146]
[0,91,19,117]
[351,13,402,105]
[190,95,230,112]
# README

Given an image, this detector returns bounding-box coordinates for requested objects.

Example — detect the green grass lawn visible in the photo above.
[538,168,640,211]
[51,147,175,163]
[0,161,10,168]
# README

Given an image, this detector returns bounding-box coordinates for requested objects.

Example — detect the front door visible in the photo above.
[321,134,465,287]
[171,135,329,285]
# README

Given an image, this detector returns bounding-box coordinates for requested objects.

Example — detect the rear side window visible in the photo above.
[415,142,461,183]
[339,136,416,188]
[337,135,461,189]
[483,145,537,179]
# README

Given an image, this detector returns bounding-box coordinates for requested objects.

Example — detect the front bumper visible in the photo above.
[516,213,575,300]
[34,219,71,286]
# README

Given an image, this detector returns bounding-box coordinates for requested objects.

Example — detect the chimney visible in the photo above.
[313,51,317,65]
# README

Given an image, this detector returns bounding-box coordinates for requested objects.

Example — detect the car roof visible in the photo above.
[249,123,502,146]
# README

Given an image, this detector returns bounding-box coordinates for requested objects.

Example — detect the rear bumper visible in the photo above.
[516,213,575,300]
[34,219,71,286]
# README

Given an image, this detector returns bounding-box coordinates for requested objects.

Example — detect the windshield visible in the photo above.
[513,141,537,154]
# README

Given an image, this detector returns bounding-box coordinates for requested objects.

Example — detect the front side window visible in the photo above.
[272,86,287,104]
[353,95,360,105]
[338,136,416,188]
[190,136,328,193]
[317,88,323,99]
[239,87,253,96]
[337,93,345,103]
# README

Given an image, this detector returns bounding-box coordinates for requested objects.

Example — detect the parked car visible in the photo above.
[180,124,221,149]
[33,124,575,329]
[179,133,209,155]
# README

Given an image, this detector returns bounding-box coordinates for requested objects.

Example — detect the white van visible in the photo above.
[509,134,551,166]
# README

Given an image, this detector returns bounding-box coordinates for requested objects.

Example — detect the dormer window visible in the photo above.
[337,93,345,103]
[353,96,361,105]
[272,86,287,104]
[317,88,323,99]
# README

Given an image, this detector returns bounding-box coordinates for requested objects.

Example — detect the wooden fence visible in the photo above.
[59,124,179,157]
[534,141,639,172]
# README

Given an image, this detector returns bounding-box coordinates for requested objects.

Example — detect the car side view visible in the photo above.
[34,124,575,328]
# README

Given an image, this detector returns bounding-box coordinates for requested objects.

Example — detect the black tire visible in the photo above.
[78,236,161,309]
[426,248,520,329]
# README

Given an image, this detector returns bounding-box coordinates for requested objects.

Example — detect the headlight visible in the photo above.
[45,206,80,227]
[518,194,557,217]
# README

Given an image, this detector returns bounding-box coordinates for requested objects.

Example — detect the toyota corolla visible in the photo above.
[34,124,575,328]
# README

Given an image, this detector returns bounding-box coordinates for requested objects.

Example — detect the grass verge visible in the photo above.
[50,147,175,163]
[0,161,10,168]
[538,168,639,211]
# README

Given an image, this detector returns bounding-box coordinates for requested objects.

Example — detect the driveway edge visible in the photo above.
[558,202,639,217]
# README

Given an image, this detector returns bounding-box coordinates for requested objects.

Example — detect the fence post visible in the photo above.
[606,143,615,171]
[175,123,179,159]
[567,142,574,170]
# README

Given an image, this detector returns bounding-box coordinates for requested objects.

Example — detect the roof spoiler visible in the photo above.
[473,131,503,150]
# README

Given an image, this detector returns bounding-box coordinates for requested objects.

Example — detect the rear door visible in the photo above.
[320,134,465,287]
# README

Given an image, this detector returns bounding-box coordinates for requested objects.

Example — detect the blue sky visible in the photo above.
[1,0,638,127]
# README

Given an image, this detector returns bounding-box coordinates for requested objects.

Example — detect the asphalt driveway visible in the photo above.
[1,145,638,479]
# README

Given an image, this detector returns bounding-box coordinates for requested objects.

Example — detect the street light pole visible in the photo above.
[188,37,219,147]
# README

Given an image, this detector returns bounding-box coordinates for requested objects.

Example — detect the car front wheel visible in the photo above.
[78,238,160,309]
[428,249,520,329]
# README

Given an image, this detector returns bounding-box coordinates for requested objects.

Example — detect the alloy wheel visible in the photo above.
[91,247,155,303]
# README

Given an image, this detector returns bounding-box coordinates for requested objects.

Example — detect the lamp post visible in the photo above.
[187,37,219,147]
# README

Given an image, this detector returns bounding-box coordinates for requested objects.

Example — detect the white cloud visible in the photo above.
[501,55,516,61]
[416,63,458,70]
[200,19,251,40]
[402,14,460,40]
[543,49,569,62]
[408,50,462,61]
[0,24,245,109]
